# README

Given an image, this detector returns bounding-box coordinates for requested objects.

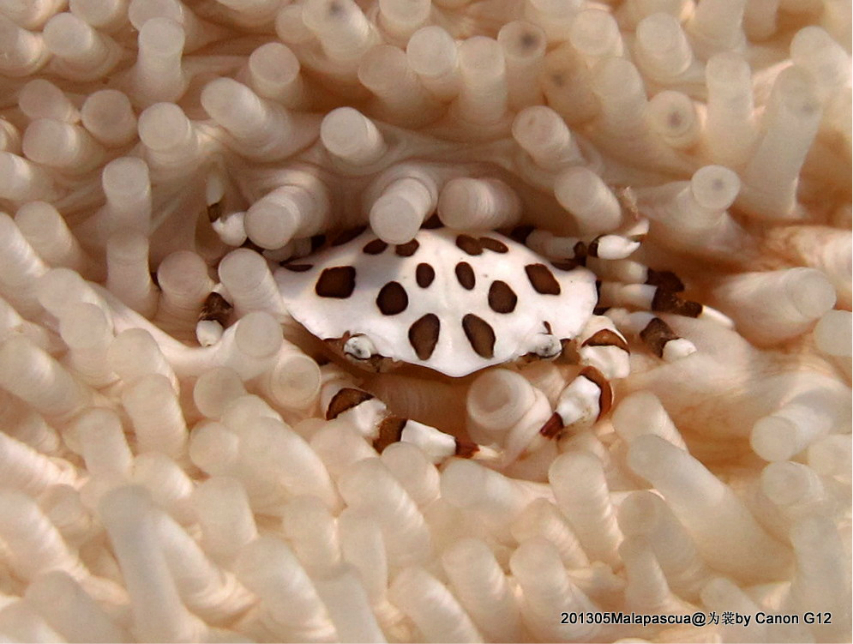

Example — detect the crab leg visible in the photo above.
[597,280,733,327]
[596,277,733,359]
[512,218,649,263]
[604,307,698,362]
[513,228,638,262]
[539,315,631,439]
[320,368,499,465]
[587,258,687,293]
[578,254,723,361]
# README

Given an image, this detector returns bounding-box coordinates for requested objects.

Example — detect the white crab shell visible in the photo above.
[274,228,598,377]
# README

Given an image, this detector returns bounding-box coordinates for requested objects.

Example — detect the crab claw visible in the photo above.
[538,366,612,437]
[398,420,502,464]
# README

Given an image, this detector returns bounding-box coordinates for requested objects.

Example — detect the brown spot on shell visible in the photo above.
[326,388,374,420]
[639,317,679,357]
[479,236,508,253]
[409,314,440,360]
[315,266,356,298]
[373,416,407,452]
[579,365,613,419]
[488,280,518,313]
[395,240,419,257]
[525,263,561,295]
[455,234,483,256]
[199,292,232,325]
[331,226,367,246]
[652,289,702,317]
[416,263,435,288]
[282,263,313,272]
[362,239,388,255]
[455,262,476,290]
[376,281,408,315]
[462,313,496,358]
[582,329,630,354]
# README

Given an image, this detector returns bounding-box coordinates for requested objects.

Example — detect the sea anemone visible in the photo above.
[0,0,850,642]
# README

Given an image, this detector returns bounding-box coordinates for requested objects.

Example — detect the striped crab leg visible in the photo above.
[538,314,631,440]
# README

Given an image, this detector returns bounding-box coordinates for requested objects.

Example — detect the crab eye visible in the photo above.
[529,334,562,359]
[344,335,377,360]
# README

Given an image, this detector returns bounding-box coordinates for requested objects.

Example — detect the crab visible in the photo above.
[243,215,729,470]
